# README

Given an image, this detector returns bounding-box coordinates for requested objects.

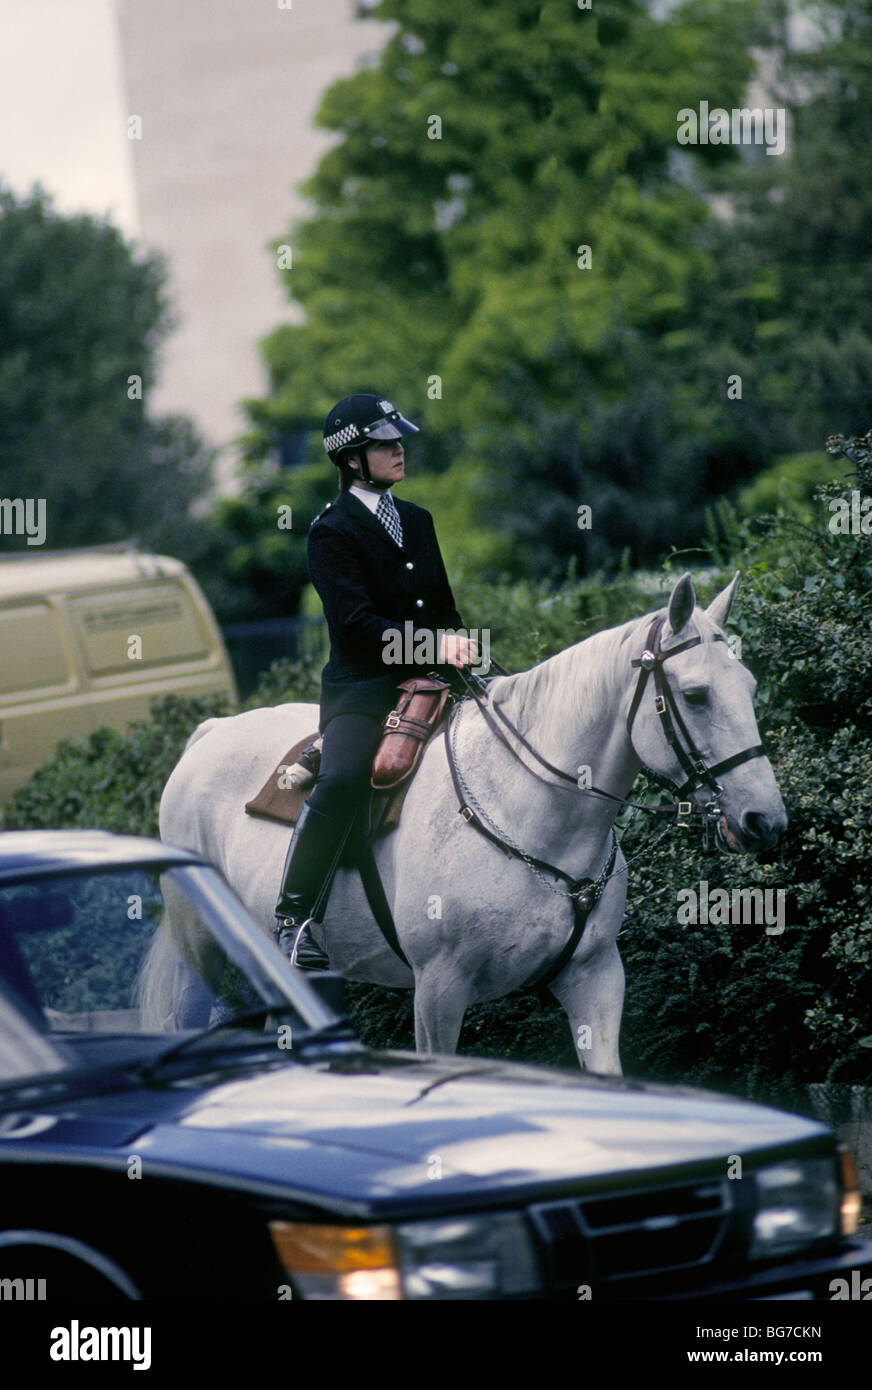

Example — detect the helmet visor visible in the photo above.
[364,412,419,441]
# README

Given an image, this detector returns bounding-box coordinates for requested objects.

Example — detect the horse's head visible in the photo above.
[627,572,787,854]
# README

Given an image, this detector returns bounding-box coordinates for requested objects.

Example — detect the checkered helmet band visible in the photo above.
[323,422,361,454]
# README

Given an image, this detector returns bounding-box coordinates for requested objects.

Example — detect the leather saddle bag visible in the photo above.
[371,676,452,791]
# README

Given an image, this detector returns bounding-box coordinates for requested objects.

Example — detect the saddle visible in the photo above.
[244,676,452,837]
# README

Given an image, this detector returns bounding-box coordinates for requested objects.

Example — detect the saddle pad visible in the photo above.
[244,731,316,826]
[244,707,451,833]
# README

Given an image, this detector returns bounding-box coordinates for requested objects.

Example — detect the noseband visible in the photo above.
[626,615,765,825]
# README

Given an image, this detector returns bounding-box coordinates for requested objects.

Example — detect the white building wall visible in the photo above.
[115,0,391,489]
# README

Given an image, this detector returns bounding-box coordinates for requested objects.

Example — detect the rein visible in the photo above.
[454,664,675,821]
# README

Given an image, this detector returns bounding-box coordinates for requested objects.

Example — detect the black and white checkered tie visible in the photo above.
[376,491,404,548]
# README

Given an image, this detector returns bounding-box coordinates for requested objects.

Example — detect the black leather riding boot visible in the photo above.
[274,801,347,971]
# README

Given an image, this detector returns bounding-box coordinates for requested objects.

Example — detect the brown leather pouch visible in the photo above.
[371,677,452,790]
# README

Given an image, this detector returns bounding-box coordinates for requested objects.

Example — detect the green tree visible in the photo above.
[672,0,872,472]
[0,184,215,561]
[240,0,763,583]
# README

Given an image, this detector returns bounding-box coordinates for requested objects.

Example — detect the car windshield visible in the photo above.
[0,863,331,1085]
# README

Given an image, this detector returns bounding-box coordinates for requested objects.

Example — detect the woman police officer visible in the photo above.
[274,393,478,970]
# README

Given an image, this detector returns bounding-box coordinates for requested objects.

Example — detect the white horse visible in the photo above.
[140,572,787,1072]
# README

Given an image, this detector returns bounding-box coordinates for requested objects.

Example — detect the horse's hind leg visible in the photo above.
[549,944,625,1075]
[413,968,470,1058]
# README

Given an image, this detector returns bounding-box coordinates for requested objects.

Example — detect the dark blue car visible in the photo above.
[0,829,869,1301]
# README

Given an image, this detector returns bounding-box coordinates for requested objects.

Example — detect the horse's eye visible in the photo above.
[684,689,708,707]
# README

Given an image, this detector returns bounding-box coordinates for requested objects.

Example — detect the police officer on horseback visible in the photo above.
[274,393,478,970]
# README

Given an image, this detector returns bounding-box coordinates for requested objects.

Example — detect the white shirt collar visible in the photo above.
[349,483,393,515]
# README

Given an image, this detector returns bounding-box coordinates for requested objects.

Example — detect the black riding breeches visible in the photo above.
[305,713,384,820]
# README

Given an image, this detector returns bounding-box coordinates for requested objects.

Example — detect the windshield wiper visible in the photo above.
[135,1005,297,1080]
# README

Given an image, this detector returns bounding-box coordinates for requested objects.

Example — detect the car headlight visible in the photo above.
[749,1157,841,1260]
[269,1213,541,1300]
[394,1214,541,1299]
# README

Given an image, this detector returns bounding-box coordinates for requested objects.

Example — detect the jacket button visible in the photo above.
[415,599,424,608]
[405,561,414,570]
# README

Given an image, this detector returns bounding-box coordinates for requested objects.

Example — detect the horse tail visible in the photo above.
[137,875,216,1032]
[136,927,184,1031]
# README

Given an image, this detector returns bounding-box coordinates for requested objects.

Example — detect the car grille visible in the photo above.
[529,1175,732,1295]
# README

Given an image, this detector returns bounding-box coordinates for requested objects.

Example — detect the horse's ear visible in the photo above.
[705,571,740,631]
[665,572,696,638]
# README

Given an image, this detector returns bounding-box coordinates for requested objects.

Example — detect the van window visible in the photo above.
[67,584,209,675]
[0,603,69,695]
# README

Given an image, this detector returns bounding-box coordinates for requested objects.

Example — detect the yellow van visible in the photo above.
[0,544,238,804]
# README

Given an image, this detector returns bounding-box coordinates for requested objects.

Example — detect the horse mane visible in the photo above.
[489,606,659,736]
[487,597,731,752]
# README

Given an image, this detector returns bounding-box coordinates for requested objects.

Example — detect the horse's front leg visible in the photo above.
[549,942,625,1074]
[412,964,472,1058]
[548,852,627,1073]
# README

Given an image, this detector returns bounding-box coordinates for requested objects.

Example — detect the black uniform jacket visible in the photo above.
[307,489,465,728]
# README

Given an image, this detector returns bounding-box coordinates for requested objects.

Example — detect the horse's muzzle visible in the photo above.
[720,808,788,854]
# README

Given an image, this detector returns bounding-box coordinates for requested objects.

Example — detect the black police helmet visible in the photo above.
[322,393,419,466]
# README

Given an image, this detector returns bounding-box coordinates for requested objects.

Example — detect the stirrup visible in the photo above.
[290,918,330,972]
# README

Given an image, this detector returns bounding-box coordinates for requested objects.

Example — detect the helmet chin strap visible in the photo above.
[355,444,392,490]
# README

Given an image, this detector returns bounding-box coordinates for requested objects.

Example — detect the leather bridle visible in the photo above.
[450,613,766,833]
[626,615,765,827]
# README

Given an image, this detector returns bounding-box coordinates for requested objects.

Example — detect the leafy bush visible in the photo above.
[238,655,322,711]
[736,451,834,525]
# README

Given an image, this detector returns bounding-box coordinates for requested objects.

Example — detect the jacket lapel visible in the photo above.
[337,489,408,552]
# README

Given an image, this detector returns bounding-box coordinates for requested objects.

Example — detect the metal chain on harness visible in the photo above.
[446,660,672,902]
[447,698,616,904]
